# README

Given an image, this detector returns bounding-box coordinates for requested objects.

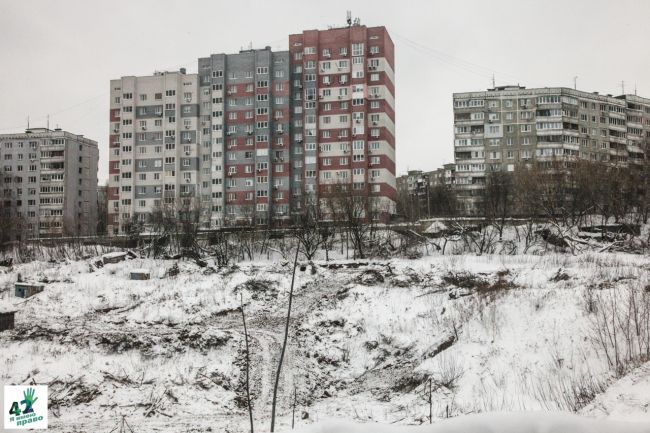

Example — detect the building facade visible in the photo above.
[289,25,396,220]
[198,48,291,227]
[108,70,201,235]
[396,163,456,219]
[428,163,455,188]
[453,86,650,213]
[396,169,429,219]
[108,24,397,234]
[0,128,98,238]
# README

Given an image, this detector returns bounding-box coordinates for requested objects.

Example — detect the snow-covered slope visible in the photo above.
[0,252,649,432]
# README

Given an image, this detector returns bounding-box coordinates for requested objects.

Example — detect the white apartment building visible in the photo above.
[0,128,98,238]
[108,70,201,234]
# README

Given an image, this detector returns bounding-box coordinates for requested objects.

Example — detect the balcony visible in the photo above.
[609,135,627,145]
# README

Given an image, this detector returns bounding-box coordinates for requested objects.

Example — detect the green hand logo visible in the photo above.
[20,387,38,414]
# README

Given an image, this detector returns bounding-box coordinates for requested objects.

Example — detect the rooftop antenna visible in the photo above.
[27,115,30,129]
[634,83,637,96]
[620,80,625,95]
[573,76,578,90]
[346,11,352,27]
[491,73,495,88]
[47,114,50,130]
[248,41,253,50]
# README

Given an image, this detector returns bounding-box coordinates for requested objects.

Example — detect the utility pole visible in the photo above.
[292,386,297,429]
[426,178,431,218]
[428,378,433,424]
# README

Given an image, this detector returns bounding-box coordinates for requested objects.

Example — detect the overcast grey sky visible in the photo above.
[1,0,648,183]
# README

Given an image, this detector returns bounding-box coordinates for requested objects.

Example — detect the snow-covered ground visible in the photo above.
[0,252,649,432]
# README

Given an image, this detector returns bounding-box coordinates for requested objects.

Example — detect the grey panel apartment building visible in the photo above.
[453,86,650,213]
[0,128,99,238]
[197,48,291,227]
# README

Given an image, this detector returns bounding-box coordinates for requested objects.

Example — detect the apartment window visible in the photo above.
[352,43,364,56]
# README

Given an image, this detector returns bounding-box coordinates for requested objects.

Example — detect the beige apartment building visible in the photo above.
[453,86,650,213]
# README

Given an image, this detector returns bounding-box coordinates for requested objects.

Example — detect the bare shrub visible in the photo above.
[589,286,650,377]
[431,352,465,391]
[529,368,608,412]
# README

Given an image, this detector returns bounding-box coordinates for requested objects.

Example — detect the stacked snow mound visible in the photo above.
[293,412,650,433]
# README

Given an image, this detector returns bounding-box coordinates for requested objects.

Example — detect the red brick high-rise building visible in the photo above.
[289,25,396,221]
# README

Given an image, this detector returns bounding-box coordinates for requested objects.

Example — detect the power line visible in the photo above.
[393,32,522,84]
[0,91,108,132]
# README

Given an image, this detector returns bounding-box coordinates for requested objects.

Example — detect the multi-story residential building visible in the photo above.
[396,169,429,219]
[109,23,397,234]
[107,69,201,235]
[428,163,455,188]
[198,47,291,227]
[289,25,396,221]
[453,86,650,213]
[0,127,98,238]
[396,164,456,219]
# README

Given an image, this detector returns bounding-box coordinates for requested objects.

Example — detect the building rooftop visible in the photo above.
[0,128,97,146]
[453,86,646,104]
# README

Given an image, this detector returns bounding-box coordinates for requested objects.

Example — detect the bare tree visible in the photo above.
[428,184,458,218]
[322,182,376,259]
[270,241,300,432]
[292,199,325,260]
[240,294,254,433]
[483,170,515,240]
